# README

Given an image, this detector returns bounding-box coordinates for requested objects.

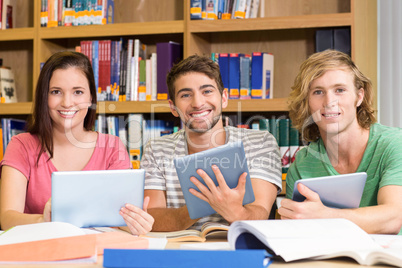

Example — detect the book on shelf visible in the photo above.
[127,113,144,162]
[205,0,218,20]
[0,222,149,263]
[41,0,113,27]
[223,0,235,19]
[233,0,247,19]
[278,118,290,172]
[138,59,146,101]
[143,222,229,242]
[156,41,183,100]
[150,52,157,101]
[1,118,26,154]
[218,53,229,93]
[228,218,402,267]
[190,0,203,20]
[0,66,17,103]
[228,53,241,99]
[289,120,300,164]
[239,54,251,99]
[191,0,261,20]
[315,27,351,56]
[249,0,260,18]
[1,0,16,29]
[250,52,274,99]
[334,27,351,56]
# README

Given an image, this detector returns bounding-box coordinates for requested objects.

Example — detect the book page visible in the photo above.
[0,222,87,245]
[229,219,382,262]
[201,222,229,239]
[144,229,203,242]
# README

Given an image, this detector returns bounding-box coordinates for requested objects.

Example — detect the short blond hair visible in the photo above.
[288,50,375,142]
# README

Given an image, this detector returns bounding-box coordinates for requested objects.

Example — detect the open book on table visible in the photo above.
[228,218,402,267]
[0,221,148,263]
[144,222,229,242]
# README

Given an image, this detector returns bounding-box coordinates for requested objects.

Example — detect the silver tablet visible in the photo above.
[51,169,144,228]
[174,141,255,219]
[292,172,367,208]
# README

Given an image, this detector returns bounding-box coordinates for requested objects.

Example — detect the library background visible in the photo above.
[0,0,397,199]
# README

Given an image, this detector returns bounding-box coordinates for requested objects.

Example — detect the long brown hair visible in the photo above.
[288,50,375,142]
[27,51,97,163]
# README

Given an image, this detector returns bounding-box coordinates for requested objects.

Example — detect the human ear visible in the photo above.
[357,88,364,107]
[221,89,228,109]
[169,99,179,117]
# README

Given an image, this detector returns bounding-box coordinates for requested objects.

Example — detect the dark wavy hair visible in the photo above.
[27,51,97,163]
[166,54,224,104]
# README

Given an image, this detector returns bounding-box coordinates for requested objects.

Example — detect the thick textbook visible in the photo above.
[228,219,402,267]
[0,222,148,262]
[104,249,271,268]
[143,222,229,242]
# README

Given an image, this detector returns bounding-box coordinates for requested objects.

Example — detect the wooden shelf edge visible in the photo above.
[0,99,289,116]
[97,101,172,114]
[225,98,289,112]
[0,28,35,41]
[0,102,33,115]
[189,13,352,33]
[39,20,184,39]
[99,98,289,114]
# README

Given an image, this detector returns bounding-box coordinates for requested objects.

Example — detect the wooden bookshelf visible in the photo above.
[0,0,377,118]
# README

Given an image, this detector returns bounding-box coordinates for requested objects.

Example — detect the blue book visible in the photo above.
[103,249,271,268]
[251,52,263,99]
[92,40,99,93]
[106,0,114,24]
[190,0,203,20]
[2,118,27,153]
[228,53,242,99]
[239,54,251,99]
[218,53,229,93]
[218,0,225,19]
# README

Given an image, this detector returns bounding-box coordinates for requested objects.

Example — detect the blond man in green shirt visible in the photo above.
[278,50,402,235]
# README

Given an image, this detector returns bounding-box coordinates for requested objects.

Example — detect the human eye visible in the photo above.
[74,90,84,95]
[336,88,345,93]
[311,89,323,95]
[49,89,61,95]
[178,92,191,99]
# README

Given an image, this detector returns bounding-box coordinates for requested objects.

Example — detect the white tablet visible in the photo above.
[51,169,144,228]
[174,141,255,219]
[292,172,367,208]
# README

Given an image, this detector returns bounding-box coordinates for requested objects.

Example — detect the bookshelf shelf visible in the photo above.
[0,103,32,115]
[0,98,289,116]
[0,28,35,41]
[188,13,352,33]
[39,21,185,39]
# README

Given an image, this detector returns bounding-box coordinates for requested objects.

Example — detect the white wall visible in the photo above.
[377,0,402,128]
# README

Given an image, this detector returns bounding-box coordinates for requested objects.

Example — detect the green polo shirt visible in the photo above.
[286,123,402,235]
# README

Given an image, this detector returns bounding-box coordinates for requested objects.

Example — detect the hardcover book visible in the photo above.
[0,67,17,103]
[156,42,182,100]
